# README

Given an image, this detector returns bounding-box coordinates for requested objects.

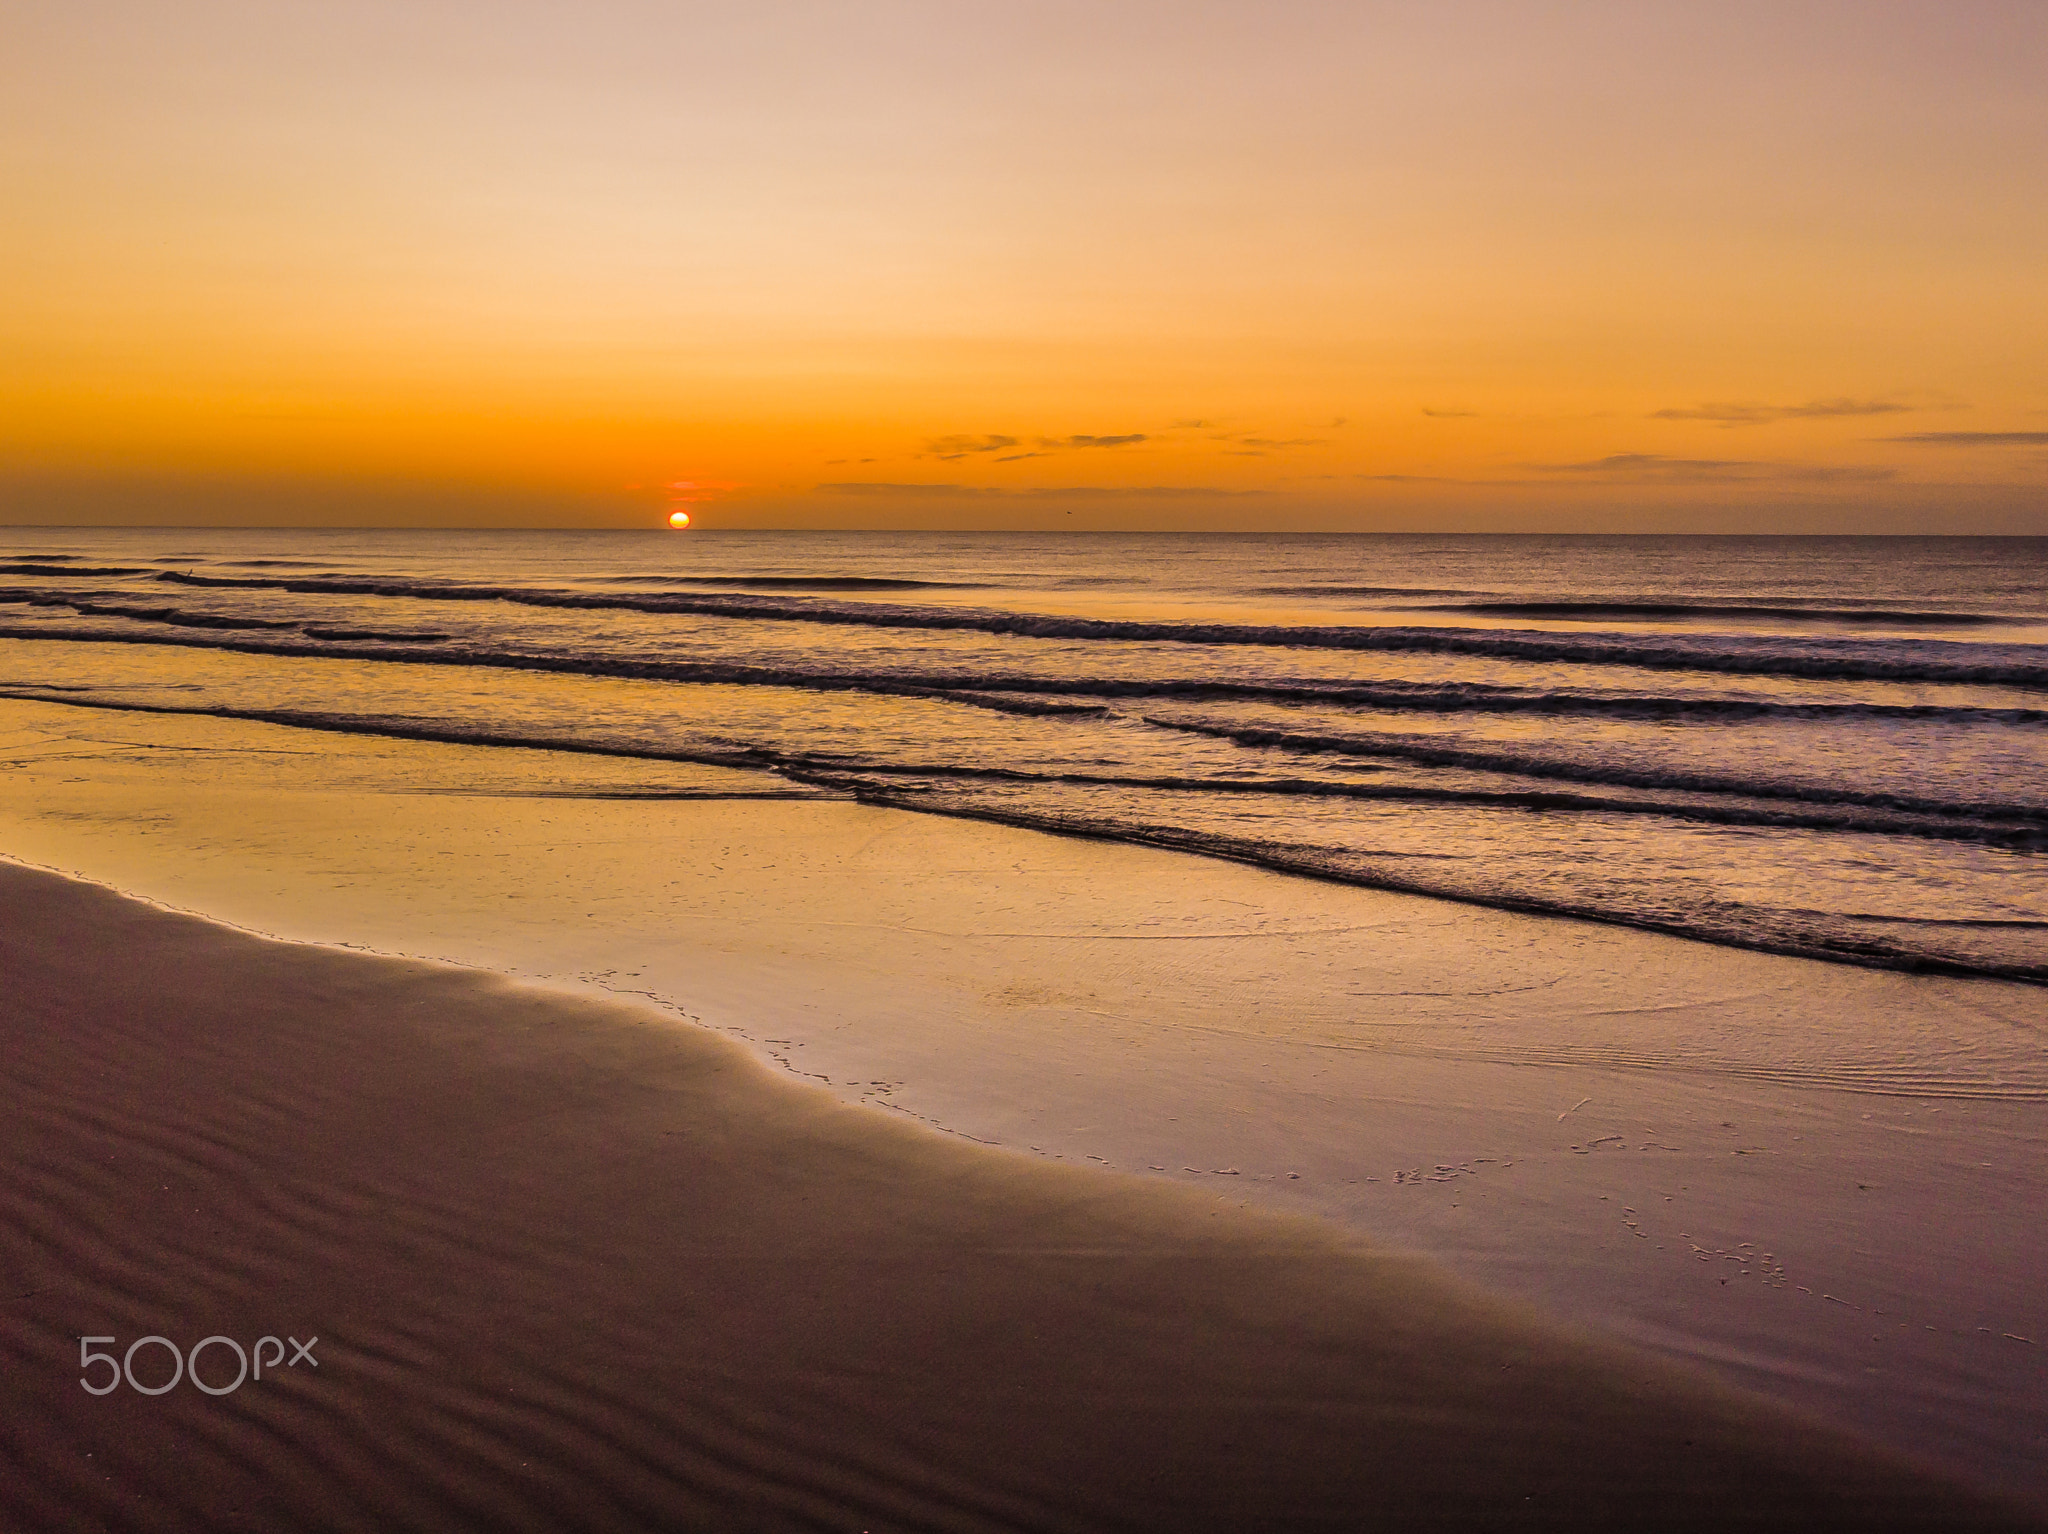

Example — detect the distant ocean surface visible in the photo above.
[2,530,2043,981]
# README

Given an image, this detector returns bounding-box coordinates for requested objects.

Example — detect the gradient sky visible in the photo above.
[5,1,2045,531]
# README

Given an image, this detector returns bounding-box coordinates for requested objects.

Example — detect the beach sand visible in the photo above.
[1,858,2031,1531]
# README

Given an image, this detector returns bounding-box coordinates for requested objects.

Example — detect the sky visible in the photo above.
[4,0,2045,532]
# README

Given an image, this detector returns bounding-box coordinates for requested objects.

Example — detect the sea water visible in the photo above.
[2,530,2042,979]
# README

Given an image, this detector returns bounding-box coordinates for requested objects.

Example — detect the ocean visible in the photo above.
[3,529,2042,981]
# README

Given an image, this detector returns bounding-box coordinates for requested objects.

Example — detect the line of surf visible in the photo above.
[74,570,2045,687]
[5,689,2042,961]
[1143,714,2048,826]
[6,614,2047,727]
[816,788,2048,989]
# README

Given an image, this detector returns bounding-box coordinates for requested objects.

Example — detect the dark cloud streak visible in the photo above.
[924,432,1149,459]
[817,482,1259,499]
[1536,453,1894,484]
[925,434,1019,459]
[1885,431,2048,446]
[1652,398,1913,426]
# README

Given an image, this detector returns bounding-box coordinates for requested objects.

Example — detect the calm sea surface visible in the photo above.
[2,530,2043,980]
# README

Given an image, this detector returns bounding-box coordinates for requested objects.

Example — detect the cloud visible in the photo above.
[820,482,1001,497]
[1535,453,1894,484]
[922,432,1149,459]
[1421,408,1479,418]
[925,434,1018,459]
[663,478,742,504]
[1206,431,1326,453]
[994,452,1045,463]
[1884,431,2048,446]
[1650,398,1913,426]
[816,482,1259,499]
[1543,453,1748,475]
[1027,485,1257,498]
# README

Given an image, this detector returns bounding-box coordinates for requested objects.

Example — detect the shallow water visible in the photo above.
[3,530,2043,978]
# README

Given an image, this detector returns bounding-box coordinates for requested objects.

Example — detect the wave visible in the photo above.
[122,570,2048,686]
[947,691,1111,717]
[9,678,2042,863]
[1250,584,1483,597]
[1823,912,2048,930]
[0,621,1142,717]
[28,599,298,631]
[301,627,453,643]
[1143,714,2048,828]
[5,685,2040,983]
[589,575,989,590]
[801,789,2048,986]
[25,599,299,631]
[746,751,2046,849]
[0,564,158,578]
[6,614,2048,730]
[1409,600,2011,626]
[952,680,2048,725]
[0,689,797,772]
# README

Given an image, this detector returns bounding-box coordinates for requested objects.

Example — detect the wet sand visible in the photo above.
[1,859,2032,1531]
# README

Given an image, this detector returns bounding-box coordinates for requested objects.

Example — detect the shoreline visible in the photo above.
[2,657,2042,988]
[4,693,2047,1509]
[1,858,2030,1531]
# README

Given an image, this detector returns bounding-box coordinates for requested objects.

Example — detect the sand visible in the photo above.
[2,859,2034,1532]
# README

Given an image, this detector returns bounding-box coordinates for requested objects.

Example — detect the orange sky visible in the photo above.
[4,1,2045,531]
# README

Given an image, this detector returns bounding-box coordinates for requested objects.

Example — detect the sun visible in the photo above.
[667,510,692,529]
